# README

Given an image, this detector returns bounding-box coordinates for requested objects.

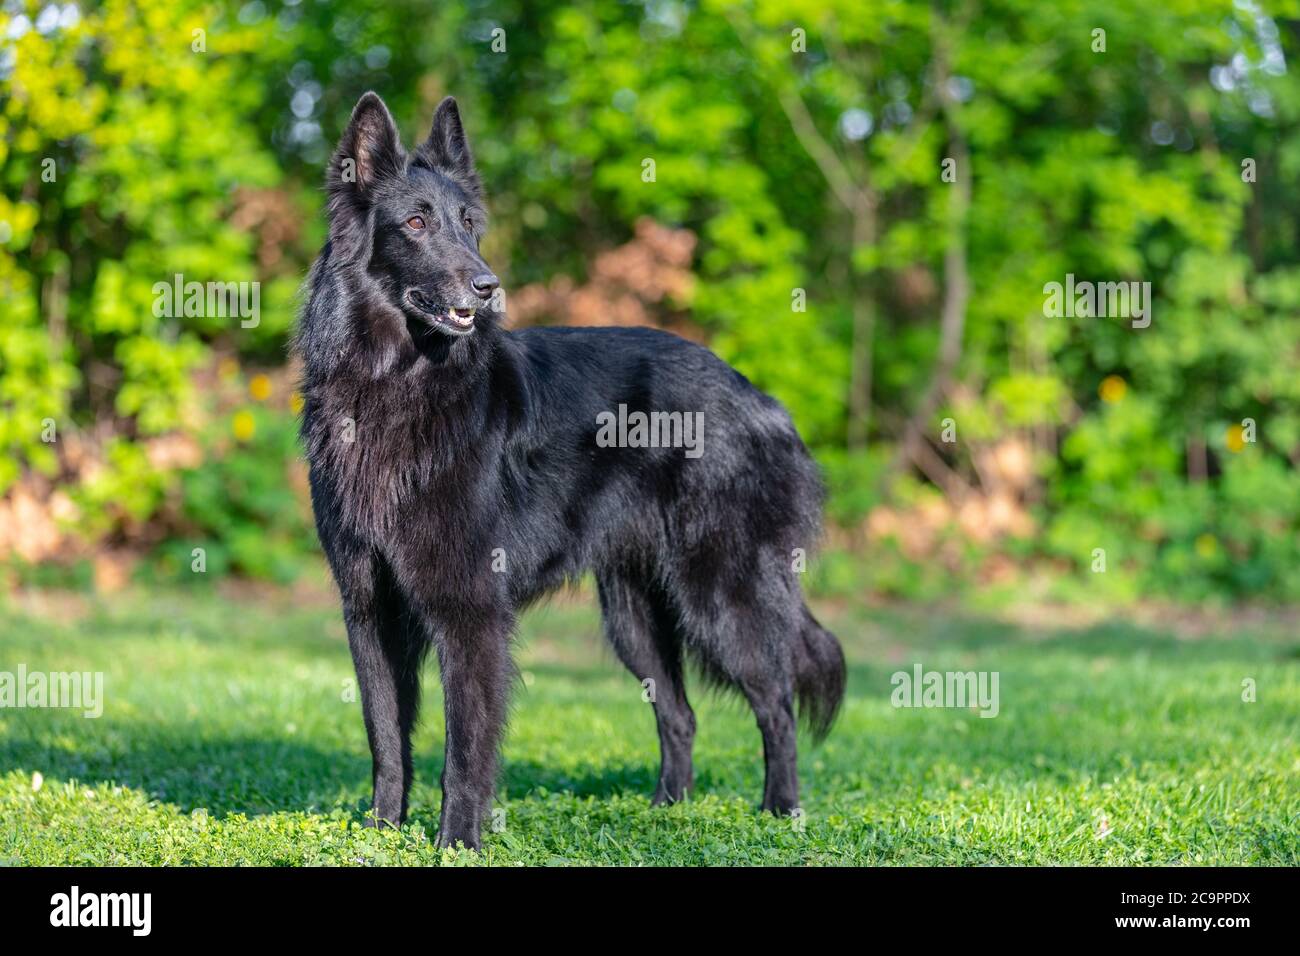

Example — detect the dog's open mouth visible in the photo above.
[405,290,476,335]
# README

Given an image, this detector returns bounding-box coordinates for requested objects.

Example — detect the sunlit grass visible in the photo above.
[2,588,1296,865]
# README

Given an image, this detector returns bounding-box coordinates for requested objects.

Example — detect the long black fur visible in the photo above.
[296,92,846,850]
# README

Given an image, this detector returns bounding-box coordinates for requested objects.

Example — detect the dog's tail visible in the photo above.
[793,606,846,742]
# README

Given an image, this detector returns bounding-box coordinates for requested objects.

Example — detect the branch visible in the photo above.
[911,430,974,502]
[723,8,866,216]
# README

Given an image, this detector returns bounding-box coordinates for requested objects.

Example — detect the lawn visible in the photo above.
[1,584,1297,865]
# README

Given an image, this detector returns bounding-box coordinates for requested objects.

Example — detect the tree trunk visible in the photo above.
[847,198,876,449]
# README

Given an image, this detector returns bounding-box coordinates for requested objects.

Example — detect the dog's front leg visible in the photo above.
[334,549,420,828]
[432,609,513,851]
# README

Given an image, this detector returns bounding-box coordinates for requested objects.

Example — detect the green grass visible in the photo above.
[1,586,1297,865]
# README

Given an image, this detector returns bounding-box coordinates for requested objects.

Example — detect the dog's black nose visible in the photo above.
[470,273,499,300]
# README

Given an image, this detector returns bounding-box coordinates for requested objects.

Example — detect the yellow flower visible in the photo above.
[249,373,272,402]
[1194,533,1217,559]
[290,391,305,415]
[1225,423,1246,453]
[232,410,256,442]
[1099,375,1127,403]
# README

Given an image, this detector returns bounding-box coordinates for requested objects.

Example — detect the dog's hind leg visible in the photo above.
[596,569,696,804]
[673,556,802,816]
[726,617,800,816]
[743,668,800,816]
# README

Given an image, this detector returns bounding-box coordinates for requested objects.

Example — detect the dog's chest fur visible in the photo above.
[304,362,504,564]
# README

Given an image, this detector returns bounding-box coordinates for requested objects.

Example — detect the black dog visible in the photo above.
[296,92,845,850]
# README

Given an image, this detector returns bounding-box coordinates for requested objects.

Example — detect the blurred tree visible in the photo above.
[3,0,1300,598]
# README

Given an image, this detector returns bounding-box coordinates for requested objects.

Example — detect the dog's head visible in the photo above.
[326,92,498,339]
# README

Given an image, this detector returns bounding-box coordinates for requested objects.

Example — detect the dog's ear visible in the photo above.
[423,97,481,195]
[327,92,404,260]
[330,92,403,192]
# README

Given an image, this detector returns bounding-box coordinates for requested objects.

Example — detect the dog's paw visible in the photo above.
[434,829,481,852]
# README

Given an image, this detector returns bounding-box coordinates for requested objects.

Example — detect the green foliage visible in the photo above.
[71,436,176,538]
[0,0,283,491]
[164,405,316,584]
[4,0,1300,600]
[819,447,886,526]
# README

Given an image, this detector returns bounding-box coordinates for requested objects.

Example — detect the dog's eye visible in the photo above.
[406,216,425,231]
